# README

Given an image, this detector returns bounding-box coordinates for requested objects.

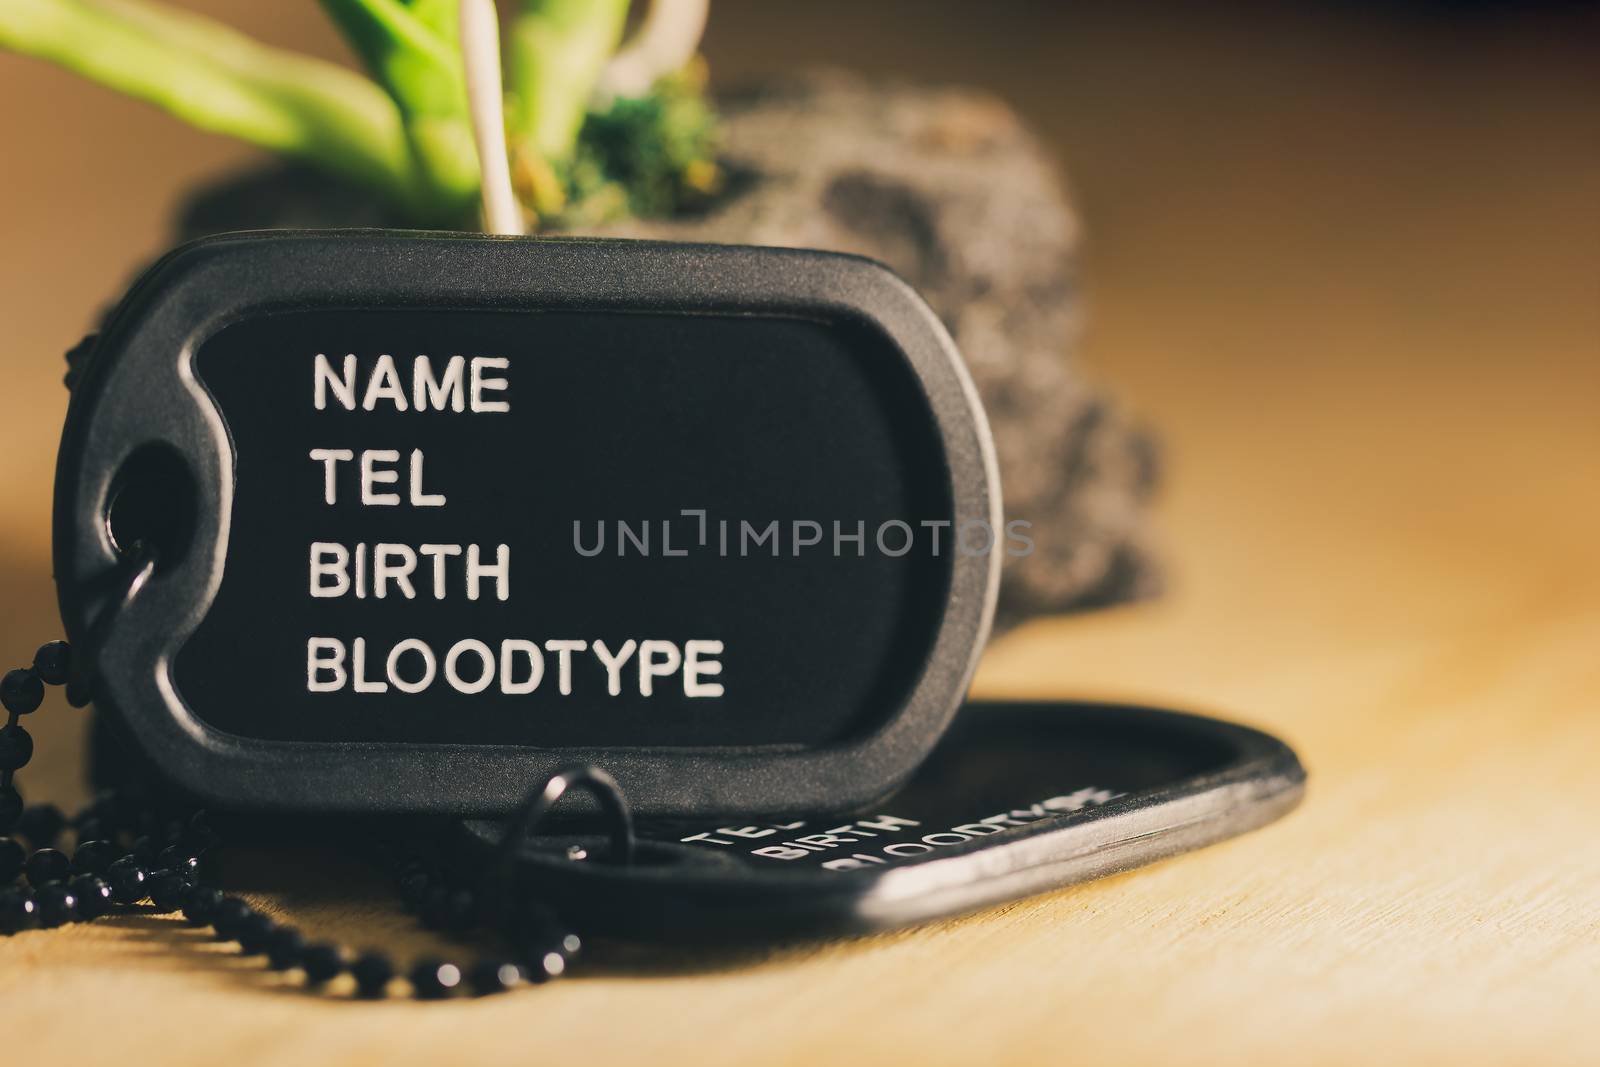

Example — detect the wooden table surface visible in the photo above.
[2,4,1596,1064]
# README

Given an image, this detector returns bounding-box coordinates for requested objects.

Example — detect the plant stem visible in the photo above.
[597,0,709,99]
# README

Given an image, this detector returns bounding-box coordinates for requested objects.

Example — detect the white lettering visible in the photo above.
[408,448,446,507]
[412,355,465,412]
[470,356,510,412]
[362,354,409,412]
[309,448,353,505]
[309,542,350,597]
[386,638,436,694]
[465,543,510,601]
[372,544,417,599]
[684,639,725,697]
[544,640,586,695]
[360,449,401,506]
[419,543,462,599]
[313,354,357,411]
[592,639,637,697]
[352,637,387,693]
[307,637,346,691]
[444,639,495,694]
[638,639,682,696]
[499,639,545,695]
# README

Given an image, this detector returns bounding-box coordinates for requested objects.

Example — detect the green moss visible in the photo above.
[557,66,722,226]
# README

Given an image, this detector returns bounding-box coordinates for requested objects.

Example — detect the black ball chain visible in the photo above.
[0,639,581,999]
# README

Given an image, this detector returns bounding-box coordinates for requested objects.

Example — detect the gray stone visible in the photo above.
[178,69,1161,634]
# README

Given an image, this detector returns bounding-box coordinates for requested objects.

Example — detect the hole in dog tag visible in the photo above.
[462,700,1306,941]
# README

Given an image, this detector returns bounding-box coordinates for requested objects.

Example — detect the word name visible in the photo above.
[314,353,509,413]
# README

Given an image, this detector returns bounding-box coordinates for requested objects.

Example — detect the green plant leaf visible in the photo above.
[0,0,424,210]
[317,0,480,219]
[403,0,461,46]
[507,0,629,168]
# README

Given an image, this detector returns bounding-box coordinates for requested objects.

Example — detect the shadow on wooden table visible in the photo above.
[93,854,859,999]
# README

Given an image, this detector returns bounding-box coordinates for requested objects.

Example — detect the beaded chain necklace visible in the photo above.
[0,627,605,1000]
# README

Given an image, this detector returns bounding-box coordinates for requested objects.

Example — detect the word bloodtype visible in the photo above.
[307,636,725,697]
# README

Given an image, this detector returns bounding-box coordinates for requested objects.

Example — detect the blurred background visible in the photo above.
[3,0,1595,593]
[1,3,1598,1061]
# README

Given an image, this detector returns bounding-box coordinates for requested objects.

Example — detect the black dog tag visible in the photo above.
[54,231,1000,818]
[463,700,1306,941]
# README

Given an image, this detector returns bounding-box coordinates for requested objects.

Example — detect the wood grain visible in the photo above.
[1,4,1596,1064]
